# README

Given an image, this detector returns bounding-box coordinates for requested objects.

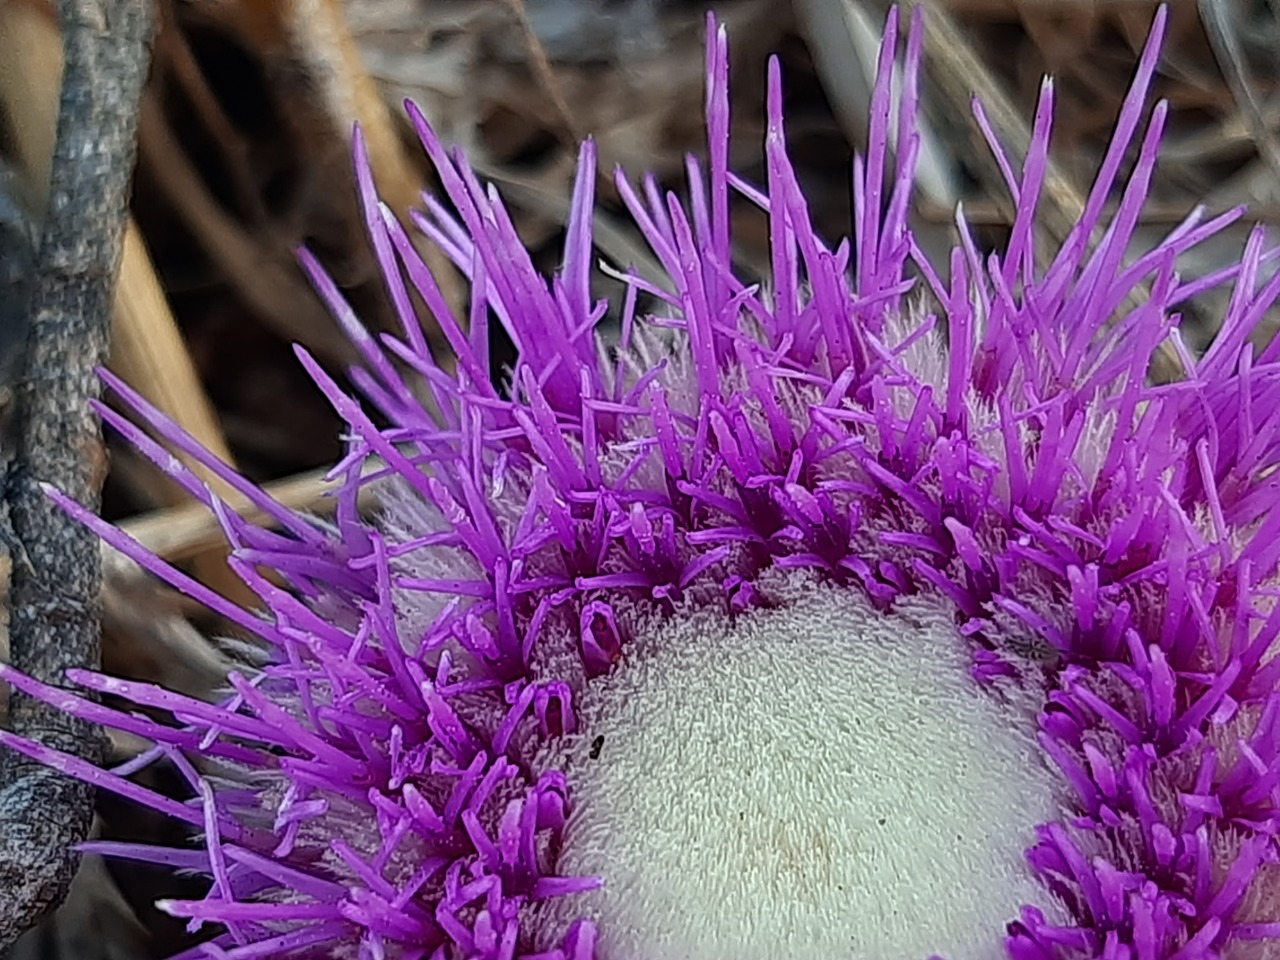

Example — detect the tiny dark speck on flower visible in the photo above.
[589,735,605,760]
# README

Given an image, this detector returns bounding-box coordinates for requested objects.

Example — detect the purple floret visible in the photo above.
[5,5,1280,959]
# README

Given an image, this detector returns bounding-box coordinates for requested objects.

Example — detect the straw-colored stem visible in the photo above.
[116,458,382,571]
[110,224,258,603]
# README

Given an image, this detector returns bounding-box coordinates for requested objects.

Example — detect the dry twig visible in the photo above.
[0,0,253,602]
[0,0,153,945]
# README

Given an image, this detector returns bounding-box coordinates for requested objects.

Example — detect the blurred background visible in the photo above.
[0,0,1277,955]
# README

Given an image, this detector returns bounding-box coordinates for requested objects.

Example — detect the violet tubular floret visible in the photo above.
[5,3,1280,958]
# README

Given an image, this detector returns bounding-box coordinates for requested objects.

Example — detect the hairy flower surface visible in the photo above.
[6,6,1280,959]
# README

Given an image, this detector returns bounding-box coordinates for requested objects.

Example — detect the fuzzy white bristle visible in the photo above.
[534,575,1067,960]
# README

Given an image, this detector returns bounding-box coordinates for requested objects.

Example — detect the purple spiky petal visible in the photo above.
[5,6,1280,959]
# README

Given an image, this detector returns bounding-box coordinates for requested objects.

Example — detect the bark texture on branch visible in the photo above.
[0,0,153,947]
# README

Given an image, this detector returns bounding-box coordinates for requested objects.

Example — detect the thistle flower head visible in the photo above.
[7,6,1280,960]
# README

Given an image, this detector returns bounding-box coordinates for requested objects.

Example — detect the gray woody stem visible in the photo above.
[0,0,153,947]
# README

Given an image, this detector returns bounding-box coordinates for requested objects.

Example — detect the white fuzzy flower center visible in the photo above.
[535,577,1067,960]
